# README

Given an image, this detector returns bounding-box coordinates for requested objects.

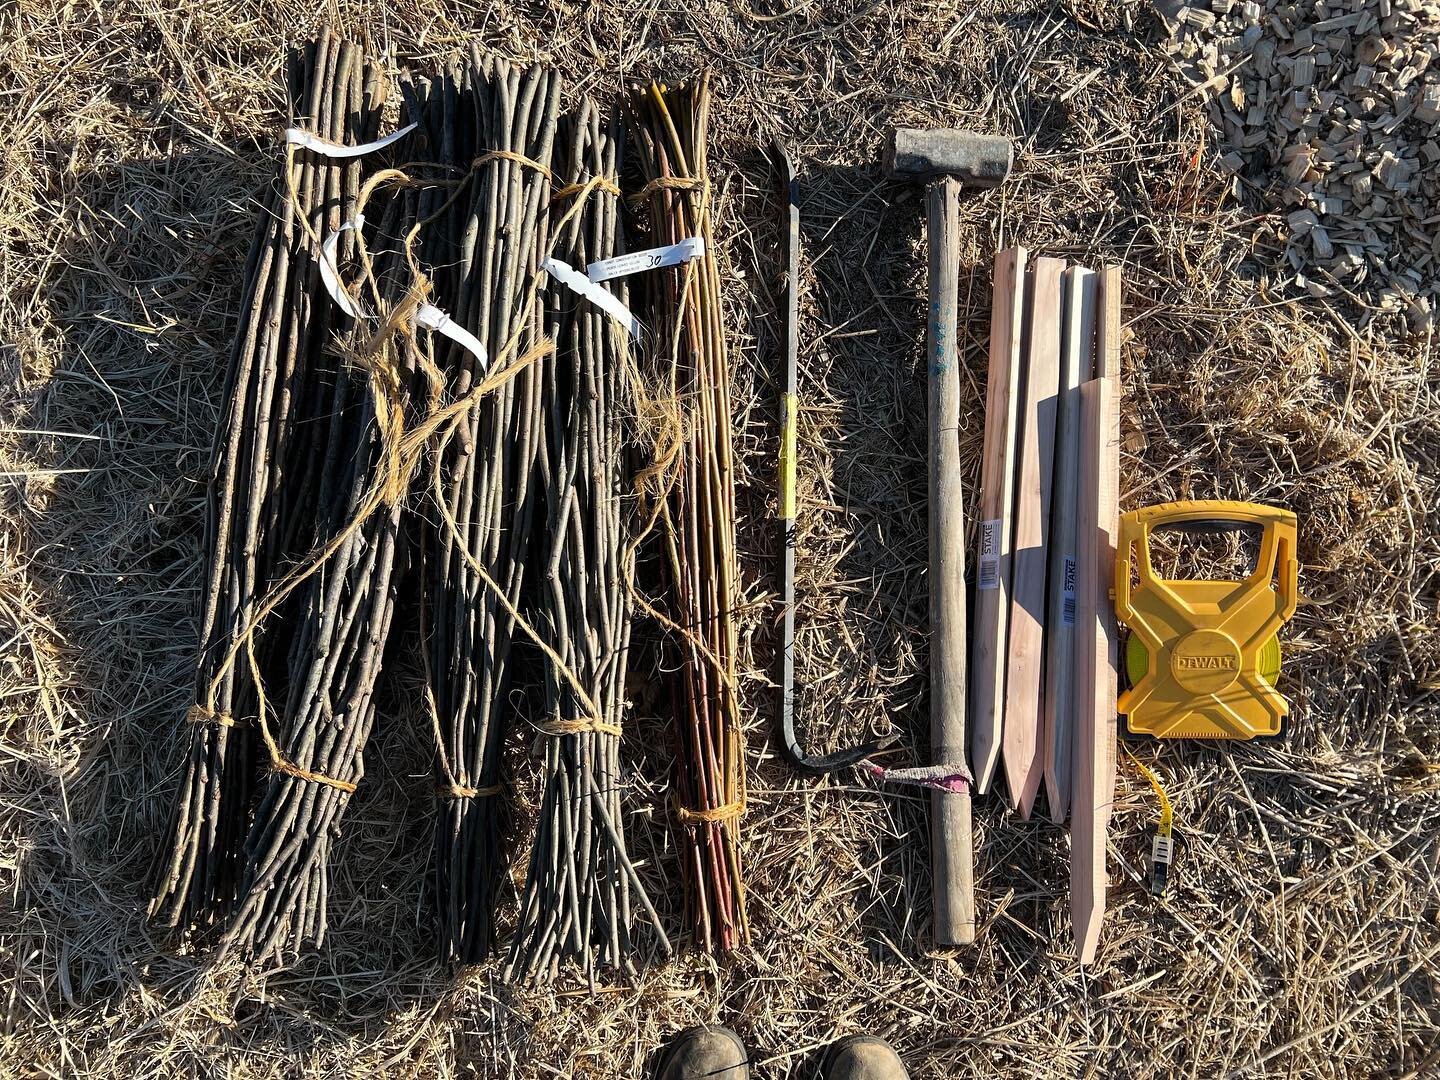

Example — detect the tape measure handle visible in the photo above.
[1136,500,1286,528]
[1115,524,1134,624]
[1161,518,1263,536]
[1132,501,1293,590]
[1273,528,1299,620]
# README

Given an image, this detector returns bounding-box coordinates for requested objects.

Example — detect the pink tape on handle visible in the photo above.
[862,761,971,794]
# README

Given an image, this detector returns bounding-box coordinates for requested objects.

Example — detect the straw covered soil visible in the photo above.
[2,1,1438,1077]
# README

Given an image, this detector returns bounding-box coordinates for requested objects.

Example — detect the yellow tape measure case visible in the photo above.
[1114,501,1298,740]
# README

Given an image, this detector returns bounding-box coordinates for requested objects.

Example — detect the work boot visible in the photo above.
[820,1035,910,1080]
[656,1024,750,1079]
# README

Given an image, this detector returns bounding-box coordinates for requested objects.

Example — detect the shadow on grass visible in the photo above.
[1,141,557,1062]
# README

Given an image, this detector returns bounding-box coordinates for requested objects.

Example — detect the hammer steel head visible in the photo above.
[885,127,1014,188]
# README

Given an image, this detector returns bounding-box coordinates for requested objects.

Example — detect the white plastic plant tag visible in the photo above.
[415,304,488,373]
[320,216,366,319]
[284,121,418,159]
[586,236,704,283]
[542,257,643,340]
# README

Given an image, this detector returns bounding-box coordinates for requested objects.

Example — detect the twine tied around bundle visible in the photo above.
[672,797,745,826]
[535,715,623,738]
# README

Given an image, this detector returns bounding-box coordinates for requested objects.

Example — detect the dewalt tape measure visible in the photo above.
[1115,500,1298,741]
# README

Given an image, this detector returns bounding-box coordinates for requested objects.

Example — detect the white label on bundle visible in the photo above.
[284,121,418,159]
[415,304,489,372]
[320,215,367,319]
[978,518,1002,591]
[541,257,643,341]
[1062,555,1077,625]
[585,236,704,282]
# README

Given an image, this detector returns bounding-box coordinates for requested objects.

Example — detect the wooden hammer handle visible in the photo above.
[926,177,975,946]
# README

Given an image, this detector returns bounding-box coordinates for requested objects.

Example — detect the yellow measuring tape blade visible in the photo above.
[1124,746,1174,896]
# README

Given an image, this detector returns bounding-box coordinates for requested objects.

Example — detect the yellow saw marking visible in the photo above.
[779,391,798,521]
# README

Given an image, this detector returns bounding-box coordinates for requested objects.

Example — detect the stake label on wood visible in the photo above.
[586,236,705,282]
[1062,555,1077,625]
[978,519,1002,590]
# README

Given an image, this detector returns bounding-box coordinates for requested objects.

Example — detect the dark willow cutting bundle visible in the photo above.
[506,100,670,983]
[149,33,389,934]
[629,79,749,954]
[216,132,423,960]
[420,53,560,965]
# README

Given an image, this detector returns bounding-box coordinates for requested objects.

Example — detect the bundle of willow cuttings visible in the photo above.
[419,52,560,965]
[629,78,749,955]
[216,133,426,962]
[505,100,671,983]
[149,32,390,936]
[152,35,749,977]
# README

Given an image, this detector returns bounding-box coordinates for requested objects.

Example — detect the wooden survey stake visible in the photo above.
[1043,267,1096,823]
[1071,268,1121,966]
[970,246,1026,794]
[1095,264,1122,850]
[1097,266,1122,382]
[1097,265,1122,834]
[1002,257,1062,818]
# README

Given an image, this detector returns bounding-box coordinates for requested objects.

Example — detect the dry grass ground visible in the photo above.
[2,1,1438,1077]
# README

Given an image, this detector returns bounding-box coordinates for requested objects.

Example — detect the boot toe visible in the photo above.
[656,1024,750,1079]
[821,1035,909,1080]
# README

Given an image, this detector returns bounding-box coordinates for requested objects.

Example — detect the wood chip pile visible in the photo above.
[1166,0,1440,330]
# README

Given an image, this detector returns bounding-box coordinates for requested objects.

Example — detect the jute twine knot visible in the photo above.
[268,756,358,794]
[630,175,708,205]
[186,703,241,729]
[672,797,745,826]
[535,715,623,738]
[436,781,503,800]
[551,177,620,201]
[472,148,554,181]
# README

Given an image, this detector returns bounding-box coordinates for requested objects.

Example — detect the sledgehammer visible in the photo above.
[886,127,1013,947]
